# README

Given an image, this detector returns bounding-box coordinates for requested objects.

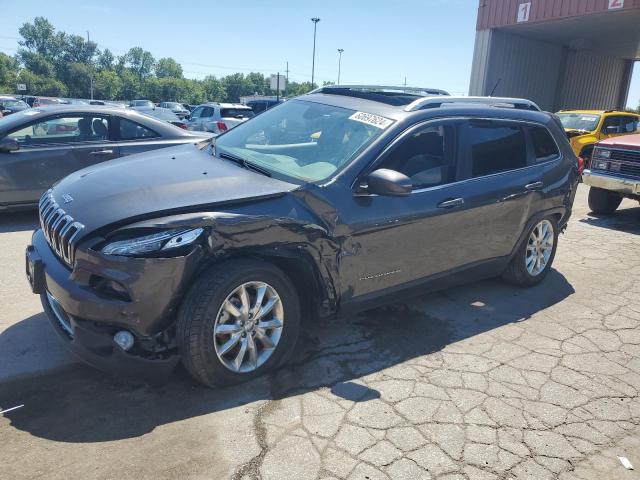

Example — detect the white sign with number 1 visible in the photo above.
[517,2,531,22]
[608,0,624,9]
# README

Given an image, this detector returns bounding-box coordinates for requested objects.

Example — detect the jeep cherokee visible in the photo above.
[26,85,580,387]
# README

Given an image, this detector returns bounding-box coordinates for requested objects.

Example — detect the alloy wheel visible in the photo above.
[213,281,284,373]
[525,219,554,276]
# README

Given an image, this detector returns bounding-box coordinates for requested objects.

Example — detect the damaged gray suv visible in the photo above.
[26,86,579,387]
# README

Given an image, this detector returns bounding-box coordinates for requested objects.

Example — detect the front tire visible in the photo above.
[177,259,300,387]
[502,216,558,287]
[588,187,622,215]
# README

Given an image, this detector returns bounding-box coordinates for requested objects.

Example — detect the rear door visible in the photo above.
[453,119,544,261]
[113,116,173,157]
[0,113,118,207]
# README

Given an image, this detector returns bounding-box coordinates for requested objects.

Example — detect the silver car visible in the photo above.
[187,103,255,134]
[159,101,190,119]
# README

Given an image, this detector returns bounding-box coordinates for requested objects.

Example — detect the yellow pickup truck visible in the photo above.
[556,110,639,161]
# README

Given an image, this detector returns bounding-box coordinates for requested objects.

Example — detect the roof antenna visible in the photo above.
[489,78,502,97]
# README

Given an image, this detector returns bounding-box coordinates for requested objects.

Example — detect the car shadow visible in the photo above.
[0,210,39,233]
[0,270,574,443]
[579,203,640,234]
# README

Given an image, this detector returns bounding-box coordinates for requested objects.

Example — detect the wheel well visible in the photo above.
[248,253,324,323]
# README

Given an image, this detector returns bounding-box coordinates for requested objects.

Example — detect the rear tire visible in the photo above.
[588,187,622,215]
[177,259,300,387]
[502,216,558,287]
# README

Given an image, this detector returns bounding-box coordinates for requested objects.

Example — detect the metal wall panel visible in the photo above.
[471,30,564,110]
[477,0,640,30]
[557,49,630,109]
[469,29,493,96]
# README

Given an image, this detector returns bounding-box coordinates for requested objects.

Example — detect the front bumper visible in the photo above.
[582,169,640,195]
[26,229,204,378]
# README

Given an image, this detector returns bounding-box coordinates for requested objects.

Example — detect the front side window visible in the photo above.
[190,106,203,118]
[118,118,158,140]
[378,124,454,190]
[215,99,389,182]
[621,116,639,133]
[530,126,559,163]
[8,115,110,145]
[465,122,527,178]
[201,107,214,118]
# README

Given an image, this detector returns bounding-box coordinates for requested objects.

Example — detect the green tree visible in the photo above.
[93,70,122,99]
[201,75,226,102]
[17,69,67,96]
[0,53,19,92]
[155,57,183,78]
[62,62,93,98]
[97,49,115,71]
[123,47,155,82]
[19,51,55,77]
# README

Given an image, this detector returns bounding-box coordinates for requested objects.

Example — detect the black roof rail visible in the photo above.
[404,96,541,112]
[310,84,450,106]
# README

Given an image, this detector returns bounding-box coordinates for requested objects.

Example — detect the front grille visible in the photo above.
[38,190,84,266]
[610,149,640,164]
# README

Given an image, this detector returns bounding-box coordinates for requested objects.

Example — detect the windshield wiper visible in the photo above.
[218,151,272,177]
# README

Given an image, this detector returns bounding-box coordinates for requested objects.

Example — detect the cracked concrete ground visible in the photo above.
[1,184,640,479]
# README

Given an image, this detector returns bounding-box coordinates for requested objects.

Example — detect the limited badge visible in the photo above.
[348,111,393,129]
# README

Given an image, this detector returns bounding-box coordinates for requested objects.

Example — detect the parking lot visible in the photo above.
[0,184,639,480]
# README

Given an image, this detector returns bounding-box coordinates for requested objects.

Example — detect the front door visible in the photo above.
[0,113,118,207]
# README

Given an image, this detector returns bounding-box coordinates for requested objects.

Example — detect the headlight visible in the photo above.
[101,228,203,256]
[594,149,611,159]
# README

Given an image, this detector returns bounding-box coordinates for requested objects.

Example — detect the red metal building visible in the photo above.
[469,0,640,110]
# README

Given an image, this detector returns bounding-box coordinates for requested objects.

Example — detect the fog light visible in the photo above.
[114,330,135,351]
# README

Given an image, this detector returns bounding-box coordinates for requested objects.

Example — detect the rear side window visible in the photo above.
[221,108,255,119]
[118,118,158,140]
[466,123,527,177]
[201,107,214,118]
[530,126,559,163]
[622,116,639,133]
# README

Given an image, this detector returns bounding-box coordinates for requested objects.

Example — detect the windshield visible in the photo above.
[1,99,28,108]
[220,108,255,119]
[214,99,390,182]
[557,113,600,132]
[132,100,153,107]
[164,102,183,110]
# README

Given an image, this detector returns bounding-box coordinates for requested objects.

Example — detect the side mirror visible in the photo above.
[1,109,11,115]
[364,169,412,196]
[0,136,19,153]
[604,125,620,134]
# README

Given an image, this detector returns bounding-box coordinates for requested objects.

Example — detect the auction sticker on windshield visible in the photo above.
[348,111,393,129]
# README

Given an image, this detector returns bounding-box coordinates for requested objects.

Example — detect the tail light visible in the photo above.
[577,157,585,175]
[217,121,228,132]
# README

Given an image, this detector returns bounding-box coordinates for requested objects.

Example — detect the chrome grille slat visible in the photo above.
[38,190,84,266]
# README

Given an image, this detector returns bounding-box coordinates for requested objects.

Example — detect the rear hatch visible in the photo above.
[220,107,255,130]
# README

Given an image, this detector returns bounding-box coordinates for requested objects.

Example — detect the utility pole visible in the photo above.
[285,61,289,97]
[311,18,320,88]
[337,49,344,84]
[87,31,94,100]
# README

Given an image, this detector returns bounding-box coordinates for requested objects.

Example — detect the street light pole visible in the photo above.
[86,31,94,100]
[337,49,344,84]
[311,18,320,88]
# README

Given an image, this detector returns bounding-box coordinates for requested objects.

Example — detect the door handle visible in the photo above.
[89,149,114,156]
[525,181,544,191]
[437,198,464,208]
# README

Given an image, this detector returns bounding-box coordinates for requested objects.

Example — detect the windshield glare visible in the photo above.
[214,100,388,182]
[558,113,600,132]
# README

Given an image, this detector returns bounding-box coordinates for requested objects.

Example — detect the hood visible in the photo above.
[49,143,298,236]
[598,133,640,149]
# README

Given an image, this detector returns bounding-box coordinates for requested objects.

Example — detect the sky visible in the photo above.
[0,0,638,108]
